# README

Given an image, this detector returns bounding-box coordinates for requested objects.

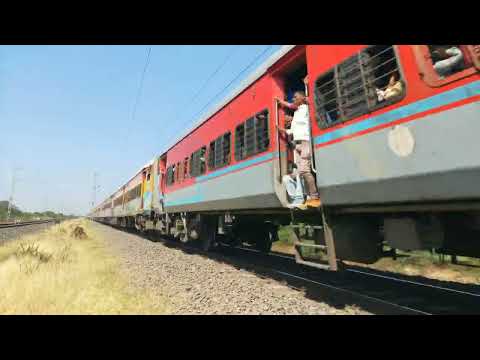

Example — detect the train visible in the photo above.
[90,45,480,271]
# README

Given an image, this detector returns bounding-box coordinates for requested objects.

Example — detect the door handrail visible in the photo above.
[305,82,317,174]
[275,99,282,182]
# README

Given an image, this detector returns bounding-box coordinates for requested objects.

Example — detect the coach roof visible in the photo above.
[158,45,297,156]
[105,45,296,203]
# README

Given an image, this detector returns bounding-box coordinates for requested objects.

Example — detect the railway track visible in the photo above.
[0,219,56,229]
[217,245,480,315]
[98,222,480,315]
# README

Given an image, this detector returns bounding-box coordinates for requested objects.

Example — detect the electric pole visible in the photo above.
[7,167,21,221]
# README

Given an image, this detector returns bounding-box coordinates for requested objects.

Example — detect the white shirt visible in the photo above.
[286,104,311,142]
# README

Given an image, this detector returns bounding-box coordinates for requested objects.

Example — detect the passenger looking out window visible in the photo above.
[276,90,320,209]
[429,45,465,78]
[376,74,404,103]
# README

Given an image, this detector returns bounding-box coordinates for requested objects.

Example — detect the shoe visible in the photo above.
[305,199,322,208]
[287,200,304,209]
[294,203,309,210]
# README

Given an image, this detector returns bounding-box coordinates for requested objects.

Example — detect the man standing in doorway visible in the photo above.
[282,114,305,208]
[276,90,321,209]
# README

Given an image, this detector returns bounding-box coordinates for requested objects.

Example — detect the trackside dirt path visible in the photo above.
[96,222,369,315]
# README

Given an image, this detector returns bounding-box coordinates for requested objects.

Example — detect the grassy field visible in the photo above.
[0,219,171,314]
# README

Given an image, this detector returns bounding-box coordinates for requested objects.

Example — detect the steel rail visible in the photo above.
[0,219,55,229]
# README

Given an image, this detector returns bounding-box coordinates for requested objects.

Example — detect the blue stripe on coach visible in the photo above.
[314,80,480,146]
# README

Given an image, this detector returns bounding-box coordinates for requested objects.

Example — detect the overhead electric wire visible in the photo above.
[114,46,152,201]
[190,45,273,122]
[122,46,152,147]
[184,45,239,108]
[167,45,239,137]
[165,45,274,147]
[130,46,152,124]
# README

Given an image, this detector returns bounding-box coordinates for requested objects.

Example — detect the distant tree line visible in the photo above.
[0,201,76,222]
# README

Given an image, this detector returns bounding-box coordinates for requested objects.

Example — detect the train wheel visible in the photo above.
[200,216,217,252]
[255,226,273,253]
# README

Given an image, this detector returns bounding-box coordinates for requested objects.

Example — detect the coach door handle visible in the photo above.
[275,99,283,182]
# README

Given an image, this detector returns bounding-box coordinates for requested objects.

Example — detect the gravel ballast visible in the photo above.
[94,222,370,315]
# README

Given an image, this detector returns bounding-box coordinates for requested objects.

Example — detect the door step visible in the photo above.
[289,212,339,271]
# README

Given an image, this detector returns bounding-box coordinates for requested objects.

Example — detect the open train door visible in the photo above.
[270,46,310,208]
[157,155,167,213]
[270,46,339,270]
[141,165,153,213]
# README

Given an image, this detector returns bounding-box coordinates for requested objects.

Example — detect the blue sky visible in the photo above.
[0,45,281,215]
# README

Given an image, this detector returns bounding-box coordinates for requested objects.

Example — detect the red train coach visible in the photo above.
[91,45,480,271]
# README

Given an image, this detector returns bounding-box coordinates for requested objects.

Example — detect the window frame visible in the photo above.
[254,109,269,154]
[208,140,215,169]
[183,157,189,180]
[314,45,406,130]
[113,196,123,208]
[174,162,180,183]
[166,165,174,186]
[234,108,270,161]
[178,161,184,183]
[412,45,479,88]
[189,146,207,178]
[208,131,231,170]
[234,122,246,161]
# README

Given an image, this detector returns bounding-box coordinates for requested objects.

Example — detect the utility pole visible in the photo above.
[7,167,21,221]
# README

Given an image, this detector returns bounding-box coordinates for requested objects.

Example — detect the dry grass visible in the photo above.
[0,219,171,314]
[350,253,480,285]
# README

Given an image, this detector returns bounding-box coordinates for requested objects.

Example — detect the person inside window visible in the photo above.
[276,90,321,209]
[430,45,464,78]
[376,73,403,103]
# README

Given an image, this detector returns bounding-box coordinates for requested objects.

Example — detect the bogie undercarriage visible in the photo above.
[94,205,480,271]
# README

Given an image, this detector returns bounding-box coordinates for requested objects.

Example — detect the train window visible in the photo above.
[166,165,174,186]
[125,184,141,202]
[235,123,246,161]
[175,162,181,183]
[200,147,206,174]
[133,184,141,199]
[208,140,215,169]
[113,196,122,207]
[234,109,270,161]
[412,45,479,87]
[189,146,207,178]
[178,161,184,182]
[255,110,269,153]
[314,45,405,129]
[245,117,256,158]
[429,46,468,77]
[222,132,231,167]
[208,132,231,170]
[183,157,189,180]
